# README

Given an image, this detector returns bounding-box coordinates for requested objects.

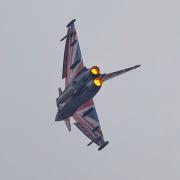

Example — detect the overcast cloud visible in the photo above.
[0,0,180,180]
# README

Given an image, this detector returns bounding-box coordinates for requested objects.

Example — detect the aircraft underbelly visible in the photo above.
[61,86,100,119]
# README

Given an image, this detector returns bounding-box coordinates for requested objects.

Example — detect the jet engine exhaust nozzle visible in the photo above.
[93,77,104,87]
[90,66,100,75]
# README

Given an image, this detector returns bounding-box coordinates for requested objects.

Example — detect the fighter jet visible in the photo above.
[55,19,140,151]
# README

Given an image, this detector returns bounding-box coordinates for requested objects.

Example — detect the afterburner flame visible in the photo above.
[94,77,103,87]
[90,66,100,75]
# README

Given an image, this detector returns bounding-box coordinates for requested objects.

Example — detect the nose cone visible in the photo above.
[55,110,65,121]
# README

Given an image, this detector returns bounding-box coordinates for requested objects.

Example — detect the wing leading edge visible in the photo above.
[73,99,109,151]
[61,19,84,87]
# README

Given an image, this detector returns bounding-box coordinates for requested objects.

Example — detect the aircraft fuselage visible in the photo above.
[56,67,102,121]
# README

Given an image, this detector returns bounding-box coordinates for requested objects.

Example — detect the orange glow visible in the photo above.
[94,77,103,87]
[90,66,100,75]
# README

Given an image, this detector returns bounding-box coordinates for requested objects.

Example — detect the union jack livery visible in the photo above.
[55,19,140,151]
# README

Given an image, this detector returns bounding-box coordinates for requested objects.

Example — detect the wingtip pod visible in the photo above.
[60,19,77,41]
[66,19,76,28]
[98,141,109,151]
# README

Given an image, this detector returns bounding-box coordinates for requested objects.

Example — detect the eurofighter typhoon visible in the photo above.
[55,19,140,151]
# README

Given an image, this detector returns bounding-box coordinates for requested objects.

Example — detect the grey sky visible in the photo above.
[0,0,180,179]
